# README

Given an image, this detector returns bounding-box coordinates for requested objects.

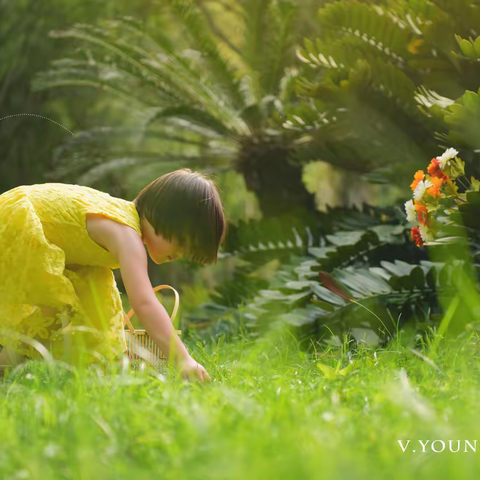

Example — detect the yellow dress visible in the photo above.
[0,183,143,365]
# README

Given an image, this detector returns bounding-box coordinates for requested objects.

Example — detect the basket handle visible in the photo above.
[123,284,180,335]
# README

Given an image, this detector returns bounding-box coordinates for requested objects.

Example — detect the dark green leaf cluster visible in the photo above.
[288,0,480,183]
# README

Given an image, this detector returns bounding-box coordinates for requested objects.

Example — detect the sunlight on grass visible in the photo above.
[1,322,480,480]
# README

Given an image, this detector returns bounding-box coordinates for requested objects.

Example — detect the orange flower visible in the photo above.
[410,170,425,191]
[427,158,442,177]
[427,176,443,198]
[428,159,450,183]
[411,227,424,247]
[414,203,428,226]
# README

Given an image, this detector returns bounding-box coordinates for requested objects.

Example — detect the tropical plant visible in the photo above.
[285,0,480,186]
[182,199,439,343]
[171,1,480,346]
[187,201,480,351]
[31,0,334,219]
[418,32,480,152]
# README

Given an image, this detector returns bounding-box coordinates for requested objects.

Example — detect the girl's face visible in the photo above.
[140,218,183,265]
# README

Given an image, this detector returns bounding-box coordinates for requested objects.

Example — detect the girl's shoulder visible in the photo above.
[85,213,124,253]
[86,213,144,259]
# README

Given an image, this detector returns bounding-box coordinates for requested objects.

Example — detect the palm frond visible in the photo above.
[31,57,175,106]
[317,1,416,60]
[297,36,419,112]
[241,0,300,97]
[147,104,234,137]
[32,17,246,127]
[166,0,247,110]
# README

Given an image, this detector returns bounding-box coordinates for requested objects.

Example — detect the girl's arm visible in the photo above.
[98,222,191,366]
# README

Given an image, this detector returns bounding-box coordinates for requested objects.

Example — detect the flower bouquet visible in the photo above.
[405,148,480,247]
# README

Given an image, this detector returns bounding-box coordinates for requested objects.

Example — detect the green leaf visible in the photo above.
[308,246,338,259]
[471,177,480,192]
[458,38,476,59]
[317,360,356,379]
[357,269,392,293]
[426,203,441,213]
[410,266,426,289]
[369,267,392,282]
[368,224,405,243]
[449,158,465,178]
[317,362,337,379]
[338,362,356,377]
[463,91,480,115]
[474,36,480,57]
[311,284,348,306]
[466,190,480,204]
[380,260,415,277]
[284,280,315,290]
[445,181,459,196]
[278,311,316,326]
[426,266,437,289]
[332,270,370,297]
[398,275,413,290]
[326,231,365,246]
[311,298,336,312]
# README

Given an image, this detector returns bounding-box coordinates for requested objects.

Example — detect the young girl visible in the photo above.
[0,168,226,382]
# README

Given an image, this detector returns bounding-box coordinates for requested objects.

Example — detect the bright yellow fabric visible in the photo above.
[0,183,143,365]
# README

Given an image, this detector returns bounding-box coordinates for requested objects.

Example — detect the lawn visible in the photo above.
[1,323,480,480]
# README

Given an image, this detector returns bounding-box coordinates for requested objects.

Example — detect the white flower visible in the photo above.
[413,179,433,200]
[419,225,434,243]
[436,147,459,169]
[404,199,416,222]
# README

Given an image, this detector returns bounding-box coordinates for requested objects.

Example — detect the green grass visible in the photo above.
[1,323,480,480]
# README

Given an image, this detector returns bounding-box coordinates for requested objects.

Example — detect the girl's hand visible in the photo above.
[176,356,212,383]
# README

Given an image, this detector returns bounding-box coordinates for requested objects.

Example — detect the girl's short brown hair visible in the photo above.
[133,168,226,264]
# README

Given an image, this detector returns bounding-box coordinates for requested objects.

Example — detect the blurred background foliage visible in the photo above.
[2,0,480,352]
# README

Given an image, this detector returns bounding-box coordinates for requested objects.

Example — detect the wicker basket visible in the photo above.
[123,284,180,368]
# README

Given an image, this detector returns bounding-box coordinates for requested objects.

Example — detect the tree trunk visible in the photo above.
[238,144,317,220]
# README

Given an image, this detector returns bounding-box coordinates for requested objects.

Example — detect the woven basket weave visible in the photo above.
[123,284,180,368]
